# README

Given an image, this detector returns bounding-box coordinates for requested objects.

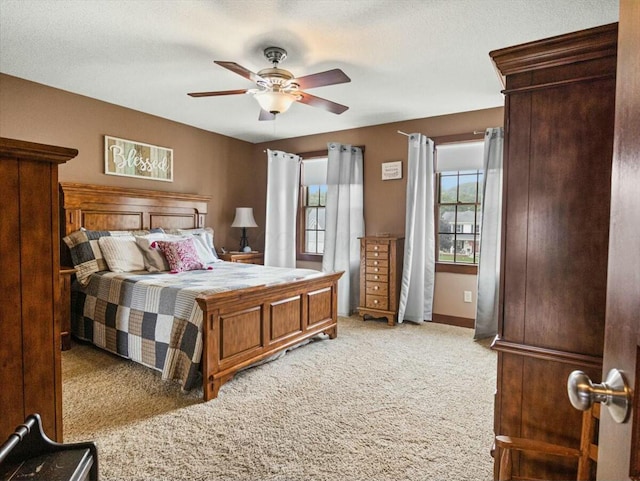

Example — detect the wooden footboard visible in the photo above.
[196,271,342,401]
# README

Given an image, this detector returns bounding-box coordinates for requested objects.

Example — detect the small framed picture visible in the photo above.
[381,161,402,180]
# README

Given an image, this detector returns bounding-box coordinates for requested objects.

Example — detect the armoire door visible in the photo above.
[489,23,618,479]
[596,0,639,478]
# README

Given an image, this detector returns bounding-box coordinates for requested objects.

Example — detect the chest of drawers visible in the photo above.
[358,236,404,326]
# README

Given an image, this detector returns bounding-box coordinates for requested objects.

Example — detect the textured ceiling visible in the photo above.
[0,0,619,143]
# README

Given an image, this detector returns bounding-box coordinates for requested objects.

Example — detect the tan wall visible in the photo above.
[433,272,478,319]
[253,107,504,321]
[0,72,503,321]
[0,73,254,251]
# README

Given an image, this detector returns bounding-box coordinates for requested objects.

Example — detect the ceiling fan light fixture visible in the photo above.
[190,46,350,119]
[254,90,299,114]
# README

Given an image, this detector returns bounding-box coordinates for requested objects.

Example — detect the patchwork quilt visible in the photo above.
[71,262,322,390]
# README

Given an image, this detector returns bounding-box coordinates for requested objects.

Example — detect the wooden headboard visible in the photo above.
[59,182,211,265]
[60,182,211,235]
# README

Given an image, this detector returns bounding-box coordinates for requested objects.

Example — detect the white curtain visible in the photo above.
[398,134,435,324]
[322,143,364,316]
[474,127,504,339]
[264,149,300,268]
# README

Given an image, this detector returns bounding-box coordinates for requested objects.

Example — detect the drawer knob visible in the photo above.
[374,275,379,280]
[373,299,378,304]
[374,252,379,257]
[373,286,379,290]
[374,246,379,250]
[373,261,378,265]
[374,268,379,272]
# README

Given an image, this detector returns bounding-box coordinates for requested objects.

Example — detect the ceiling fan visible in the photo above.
[188,46,351,121]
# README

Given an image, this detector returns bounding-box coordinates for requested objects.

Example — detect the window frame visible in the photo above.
[436,169,482,264]
[297,150,329,262]
[433,134,485,275]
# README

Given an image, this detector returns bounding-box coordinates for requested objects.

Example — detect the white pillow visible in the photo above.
[178,228,219,260]
[135,233,171,272]
[98,236,145,272]
[189,233,217,263]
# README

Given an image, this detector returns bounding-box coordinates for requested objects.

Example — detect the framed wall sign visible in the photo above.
[104,135,173,182]
[381,160,402,180]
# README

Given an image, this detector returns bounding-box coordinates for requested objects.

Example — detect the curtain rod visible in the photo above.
[398,129,485,137]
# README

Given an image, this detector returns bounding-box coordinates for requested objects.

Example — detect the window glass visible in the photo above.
[437,169,483,264]
[299,158,328,257]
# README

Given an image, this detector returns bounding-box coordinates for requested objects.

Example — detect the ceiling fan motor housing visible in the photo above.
[263,46,287,66]
[257,68,295,86]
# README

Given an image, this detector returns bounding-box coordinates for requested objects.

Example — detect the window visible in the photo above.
[298,155,328,260]
[435,141,484,266]
[302,183,327,254]
[437,170,483,264]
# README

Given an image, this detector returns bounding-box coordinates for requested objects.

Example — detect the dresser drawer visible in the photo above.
[235,258,261,264]
[365,295,388,310]
[366,258,389,269]
[365,282,388,296]
[366,249,389,261]
[366,273,388,283]
[366,243,389,254]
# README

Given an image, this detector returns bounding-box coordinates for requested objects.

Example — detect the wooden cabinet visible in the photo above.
[0,138,77,443]
[358,236,404,326]
[489,24,616,480]
[219,251,264,265]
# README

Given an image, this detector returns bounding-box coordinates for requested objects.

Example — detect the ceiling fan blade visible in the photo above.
[258,109,276,121]
[292,69,351,90]
[297,92,349,115]
[214,61,265,83]
[188,89,248,97]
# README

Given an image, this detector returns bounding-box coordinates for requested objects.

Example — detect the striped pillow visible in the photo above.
[98,235,145,272]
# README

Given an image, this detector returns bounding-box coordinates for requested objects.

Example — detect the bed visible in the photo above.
[60,182,341,401]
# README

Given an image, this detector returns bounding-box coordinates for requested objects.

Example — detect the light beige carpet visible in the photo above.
[62,316,496,481]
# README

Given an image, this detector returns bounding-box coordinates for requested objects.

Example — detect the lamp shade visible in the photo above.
[231,207,258,228]
[254,91,298,114]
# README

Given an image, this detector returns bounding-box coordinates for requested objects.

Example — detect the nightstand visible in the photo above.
[59,267,75,351]
[219,251,264,265]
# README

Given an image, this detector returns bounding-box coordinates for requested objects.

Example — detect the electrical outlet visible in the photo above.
[464,291,473,303]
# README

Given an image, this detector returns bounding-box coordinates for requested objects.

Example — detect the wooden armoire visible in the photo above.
[0,137,78,443]
[489,24,617,479]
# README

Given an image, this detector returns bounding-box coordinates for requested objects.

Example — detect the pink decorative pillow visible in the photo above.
[155,238,204,273]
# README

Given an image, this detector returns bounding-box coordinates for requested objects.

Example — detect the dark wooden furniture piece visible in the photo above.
[0,414,97,481]
[59,267,76,351]
[59,182,341,401]
[358,236,404,326]
[489,24,617,480]
[597,2,640,477]
[0,138,77,444]
[496,404,600,481]
[219,251,264,265]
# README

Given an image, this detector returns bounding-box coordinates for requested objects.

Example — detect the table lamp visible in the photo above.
[231,207,258,252]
